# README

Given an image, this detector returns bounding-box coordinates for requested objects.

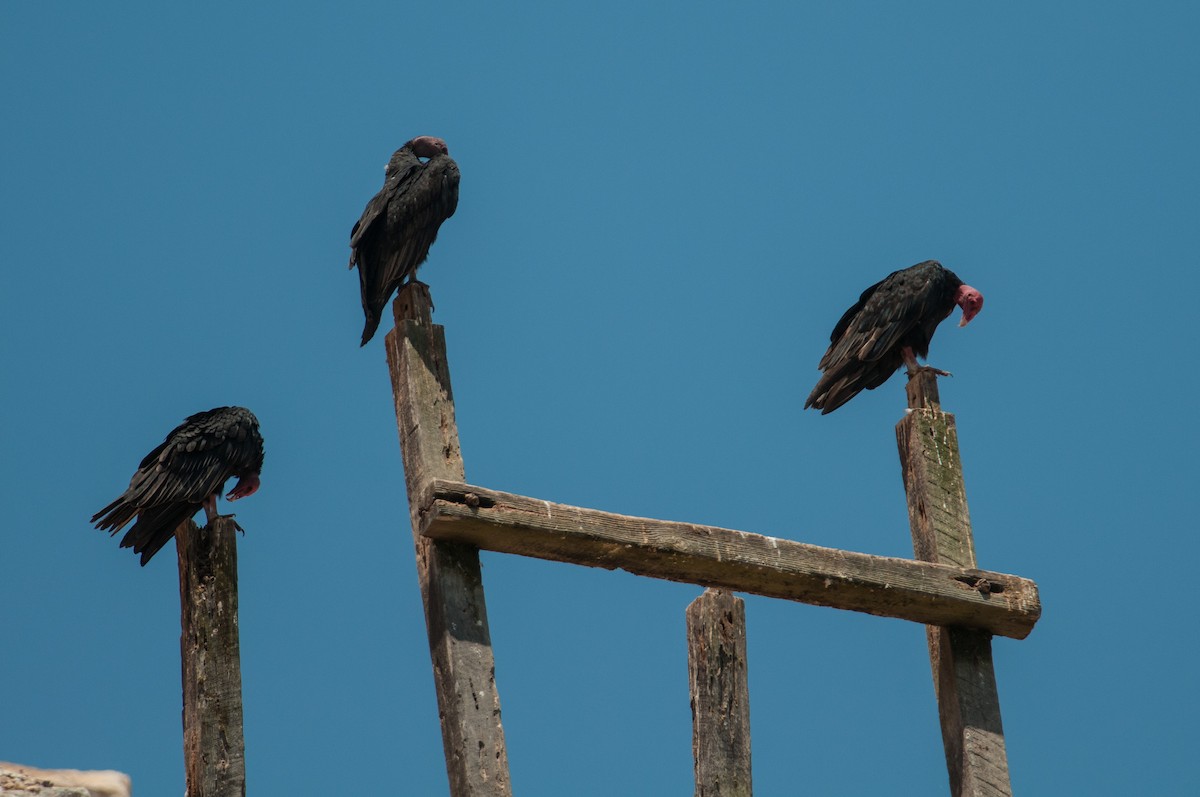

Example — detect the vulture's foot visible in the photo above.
[204,513,245,535]
[408,279,435,312]
[907,365,953,378]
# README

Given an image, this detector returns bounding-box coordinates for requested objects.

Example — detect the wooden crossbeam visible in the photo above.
[415,480,1040,640]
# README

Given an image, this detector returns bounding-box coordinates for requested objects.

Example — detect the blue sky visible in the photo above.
[2,3,1196,794]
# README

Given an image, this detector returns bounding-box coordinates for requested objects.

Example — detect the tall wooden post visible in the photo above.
[176,517,246,797]
[896,372,1012,797]
[687,589,752,797]
[385,284,511,797]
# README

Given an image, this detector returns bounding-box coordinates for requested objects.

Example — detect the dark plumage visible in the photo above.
[349,135,460,345]
[92,406,265,565]
[804,260,984,414]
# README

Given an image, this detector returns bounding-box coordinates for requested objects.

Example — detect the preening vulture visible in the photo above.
[349,135,460,345]
[91,406,265,565]
[804,260,983,414]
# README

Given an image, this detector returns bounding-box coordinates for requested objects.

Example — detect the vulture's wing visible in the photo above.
[348,153,424,263]
[130,410,255,505]
[819,267,943,370]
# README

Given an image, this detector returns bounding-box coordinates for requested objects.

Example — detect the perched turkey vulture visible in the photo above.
[349,135,460,345]
[91,406,265,565]
[804,260,983,414]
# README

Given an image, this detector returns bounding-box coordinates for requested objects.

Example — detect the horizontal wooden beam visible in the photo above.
[416,480,1041,639]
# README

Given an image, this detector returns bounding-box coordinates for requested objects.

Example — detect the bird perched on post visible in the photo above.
[91,406,265,565]
[804,260,983,414]
[348,135,460,345]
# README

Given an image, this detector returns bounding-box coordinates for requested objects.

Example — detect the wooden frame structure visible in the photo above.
[384,285,1041,797]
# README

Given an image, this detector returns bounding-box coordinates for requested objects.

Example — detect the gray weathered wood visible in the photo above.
[416,480,1040,639]
[896,369,1014,797]
[176,516,246,797]
[688,589,752,797]
[385,284,511,797]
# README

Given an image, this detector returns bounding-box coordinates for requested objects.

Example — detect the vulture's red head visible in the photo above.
[226,473,261,502]
[956,285,984,327]
[409,136,450,159]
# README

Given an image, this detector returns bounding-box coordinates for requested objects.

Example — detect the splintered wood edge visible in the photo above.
[417,480,1041,639]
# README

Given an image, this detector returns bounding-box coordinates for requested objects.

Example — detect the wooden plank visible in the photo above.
[416,480,1041,639]
[687,589,752,797]
[176,517,246,797]
[385,284,511,797]
[896,370,1014,797]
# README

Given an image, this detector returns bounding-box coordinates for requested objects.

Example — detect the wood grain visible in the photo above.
[416,480,1041,639]
[176,516,246,797]
[688,589,752,797]
[386,284,511,797]
[896,369,1015,797]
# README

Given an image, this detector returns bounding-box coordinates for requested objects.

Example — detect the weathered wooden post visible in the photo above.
[176,516,246,797]
[896,371,1012,797]
[687,589,752,797]
[385,283,511,797]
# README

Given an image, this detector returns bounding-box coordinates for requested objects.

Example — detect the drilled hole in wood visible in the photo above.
[458,491,494,509]
[954,575,1004,595]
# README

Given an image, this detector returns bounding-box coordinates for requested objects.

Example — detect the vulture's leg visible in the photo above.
[902,346,952,378]
[202,494,219,525]
[202,493,244,533]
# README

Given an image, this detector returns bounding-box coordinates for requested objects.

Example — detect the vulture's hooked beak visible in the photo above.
[227,473,261,501]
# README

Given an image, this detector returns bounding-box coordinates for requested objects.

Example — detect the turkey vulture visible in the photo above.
[804,260,983,414]
[92,406,265,565]
[349,135,460,345]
